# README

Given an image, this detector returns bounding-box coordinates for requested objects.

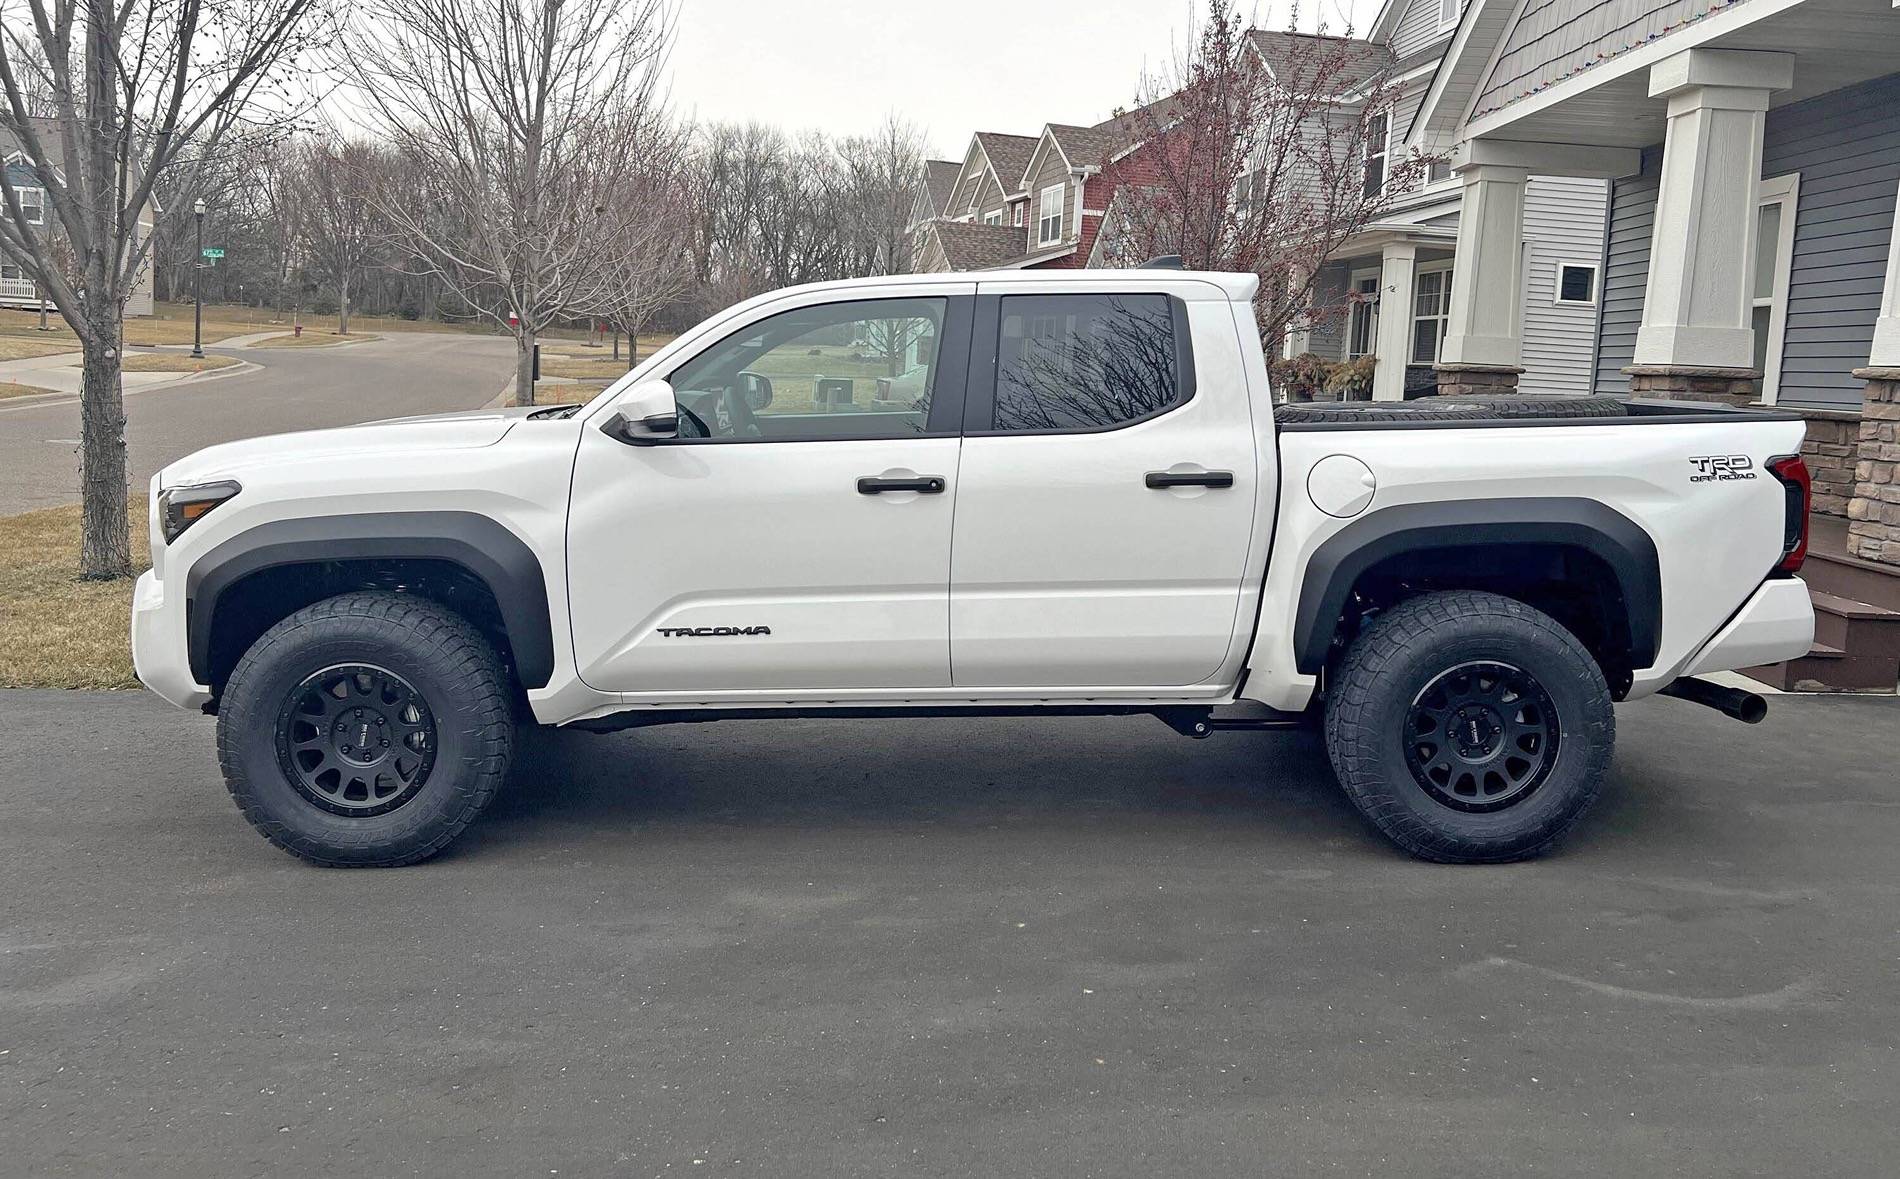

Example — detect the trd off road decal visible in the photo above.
[655,625,773,637]
[1688,455,1756,483]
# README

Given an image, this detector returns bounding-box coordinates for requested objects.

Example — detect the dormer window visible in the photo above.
[1363,114,1389,197]
[984,210,1002,226]
[1037,183,1064,245]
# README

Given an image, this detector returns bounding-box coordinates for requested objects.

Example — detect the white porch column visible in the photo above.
[1629,49,1794,399]
[1372,242,1416,401]
[1870,175,1900,367]
[1438,163,1527,378]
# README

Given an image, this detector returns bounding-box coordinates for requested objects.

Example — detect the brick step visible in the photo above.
[1810,591,1900,660]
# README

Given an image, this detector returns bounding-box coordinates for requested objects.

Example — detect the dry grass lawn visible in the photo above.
[112,353,241,374]
[0,501,147,690]
[0,335,80,361]
[251,331,383,348]
[0,380,56,400]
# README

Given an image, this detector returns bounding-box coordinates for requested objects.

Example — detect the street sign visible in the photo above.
[201,247,224,259]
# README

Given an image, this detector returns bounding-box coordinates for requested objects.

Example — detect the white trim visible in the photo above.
[1756,171,1799,405]
[1409,0,1523,145]
[1438,0,1460,34]
[1345,268,1382,360]
[1409,259,1456,365]
[1552,259,1598,306]
[1037,182,1065,246]
[1459,0,1808,141]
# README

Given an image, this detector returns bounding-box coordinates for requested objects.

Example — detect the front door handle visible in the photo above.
[857,475,946,495]
[1146,470,1235,489]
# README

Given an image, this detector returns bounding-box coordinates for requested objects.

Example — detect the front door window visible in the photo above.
[1411,268,1453,364]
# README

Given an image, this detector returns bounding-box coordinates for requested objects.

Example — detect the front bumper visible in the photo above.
[131,569,212,710]
[1680,576,1816,679]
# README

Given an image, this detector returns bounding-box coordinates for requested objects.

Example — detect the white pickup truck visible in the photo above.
[132,267,1817,867]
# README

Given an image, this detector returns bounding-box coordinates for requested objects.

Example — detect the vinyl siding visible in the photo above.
[1306,263,1350,359]
[1473,0,1762,123]
[1391,0,1453,60]
[1389,83,1428,155]
[1592,73,1900,408]
[1521,176,1609,395]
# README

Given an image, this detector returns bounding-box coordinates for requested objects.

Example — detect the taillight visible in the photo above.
[1766,454,1810,574]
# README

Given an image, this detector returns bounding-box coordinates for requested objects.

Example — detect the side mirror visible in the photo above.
[600,378,678,446]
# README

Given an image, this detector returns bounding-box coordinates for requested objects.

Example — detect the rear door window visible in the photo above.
[984,293,1194,433]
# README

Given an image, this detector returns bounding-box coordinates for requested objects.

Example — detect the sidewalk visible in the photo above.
[0,346,256,400]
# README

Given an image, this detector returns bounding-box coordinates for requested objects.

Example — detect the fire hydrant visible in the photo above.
[293,323,303,338]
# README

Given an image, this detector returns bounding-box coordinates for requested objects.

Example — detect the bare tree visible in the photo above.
[589,118,694,367]
[346,0,675,405]
[837,114,925,278]
[1099,1,1429,351]
[0,0,328,577]
[289,136,383,334]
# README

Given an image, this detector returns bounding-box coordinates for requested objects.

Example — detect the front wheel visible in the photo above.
[217,592,515,867]
[1324,590,1614,863]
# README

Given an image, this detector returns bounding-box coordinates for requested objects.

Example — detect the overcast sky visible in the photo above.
[665,0,1381,159]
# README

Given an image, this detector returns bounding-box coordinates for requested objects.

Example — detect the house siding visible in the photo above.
[1473,0,1762,123]
[1391,0,1451,61]
[1521,176,1610,395]
[1593,72,1900,408]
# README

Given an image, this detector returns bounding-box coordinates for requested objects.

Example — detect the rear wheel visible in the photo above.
[217,592,515,867]
[1323,590,1614,863]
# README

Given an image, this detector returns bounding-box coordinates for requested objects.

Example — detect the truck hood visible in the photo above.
[159,408,528,487]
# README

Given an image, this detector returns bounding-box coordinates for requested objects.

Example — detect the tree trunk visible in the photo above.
[78,315,131,580]
[612,330,620,362]
[514,328,535,407]
[338,278,351,335]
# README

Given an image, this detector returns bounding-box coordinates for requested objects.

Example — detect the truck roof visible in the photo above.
[758,267,1261,305]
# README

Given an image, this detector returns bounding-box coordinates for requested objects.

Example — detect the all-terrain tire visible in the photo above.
[217,592,515,867]
[1323,590,1614,863]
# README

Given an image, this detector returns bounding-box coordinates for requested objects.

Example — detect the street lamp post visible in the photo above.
[191,198,206,359]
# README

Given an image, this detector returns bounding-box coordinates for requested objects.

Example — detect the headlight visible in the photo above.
[157,480,241,542]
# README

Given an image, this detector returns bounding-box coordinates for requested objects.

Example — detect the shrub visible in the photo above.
[1270,352,1336,402]
[1325,355,1377,401]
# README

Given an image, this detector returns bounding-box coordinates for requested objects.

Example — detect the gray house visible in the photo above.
[0,125,155,317]
[1415,0,1900,689]
[1261,14,1614,402]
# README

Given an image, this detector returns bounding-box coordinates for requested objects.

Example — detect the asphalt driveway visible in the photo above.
[1,689,1897,1176]
[0,332,516,514]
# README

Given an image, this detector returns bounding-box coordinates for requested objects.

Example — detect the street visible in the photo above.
[0,333,516,514]
[2,688,1896,1176]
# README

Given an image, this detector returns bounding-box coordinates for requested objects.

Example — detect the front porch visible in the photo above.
[1432,0,1900,687]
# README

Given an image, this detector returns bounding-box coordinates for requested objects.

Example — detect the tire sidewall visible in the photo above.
[221,613,498,864]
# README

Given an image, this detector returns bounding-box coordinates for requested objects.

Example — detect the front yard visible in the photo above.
[0,501,146,689]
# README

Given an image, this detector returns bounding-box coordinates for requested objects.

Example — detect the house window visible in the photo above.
[1346,273,1380,358]
[1363,114,1388,197]
[984,210,1002,226]
[1037,183,1065,245]
[1753,173,1799,403]
[1410,266,1453,364]
[1012,203,1024,228]
[1439,0,1459,31]
[18,185,42,225]
[1555,262,1597,305]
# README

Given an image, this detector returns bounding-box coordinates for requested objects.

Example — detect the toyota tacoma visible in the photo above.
[131,268,1817,866]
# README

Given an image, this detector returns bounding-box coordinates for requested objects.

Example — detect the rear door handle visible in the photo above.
[857,475,946,495]
[1145,470,1234,489]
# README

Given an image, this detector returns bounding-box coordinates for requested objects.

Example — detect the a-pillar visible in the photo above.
[1435,162,1527,395]
[1846,177,1900,565]
[1625,48,1794,404]
[1372,242,1416,401]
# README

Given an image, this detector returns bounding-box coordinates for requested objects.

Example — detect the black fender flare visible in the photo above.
[1290,497,1661,674]
[185,511,555,688]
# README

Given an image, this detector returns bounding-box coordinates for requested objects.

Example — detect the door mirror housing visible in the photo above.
[600,378,679,446]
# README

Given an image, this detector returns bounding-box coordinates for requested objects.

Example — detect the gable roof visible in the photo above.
[922,159,961,216]
[927,219,1027,271]
[1247,29,1396,96]
[973,132,1039,199]
[1403,0,1514,143]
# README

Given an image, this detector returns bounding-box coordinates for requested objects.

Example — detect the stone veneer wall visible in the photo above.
[1849,371,1900,564]
[1794,409,1863,518]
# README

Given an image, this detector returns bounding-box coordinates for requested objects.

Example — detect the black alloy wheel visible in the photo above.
[1401,661,1559,812]
[275,663,438,817]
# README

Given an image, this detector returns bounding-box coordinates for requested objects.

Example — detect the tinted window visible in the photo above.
[668,298,947,441]
[992,294,1186,432]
